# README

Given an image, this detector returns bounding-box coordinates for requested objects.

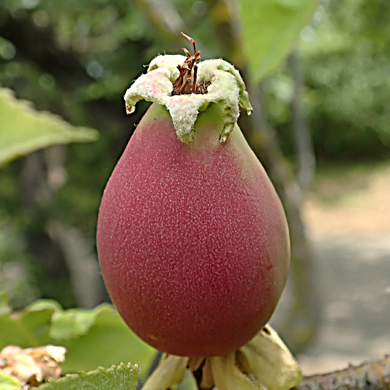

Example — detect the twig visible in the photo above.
[295,355,390,390]
[288,51,316,197]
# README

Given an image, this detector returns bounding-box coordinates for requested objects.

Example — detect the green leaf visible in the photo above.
[0,88,99,167]
[50,308,99,340]
[26,299,63,312]
[0,302,156,376]
[0,306,54,347]
[0,372,23,390]
[239,0,319,83]
[38,362,139,390]
[0,291,11,317]
[59,304,156,375]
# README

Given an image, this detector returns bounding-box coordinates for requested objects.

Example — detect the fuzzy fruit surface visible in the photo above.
[97,103,290,357]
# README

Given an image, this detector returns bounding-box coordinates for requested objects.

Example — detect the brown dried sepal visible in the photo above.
[172,32,211,96]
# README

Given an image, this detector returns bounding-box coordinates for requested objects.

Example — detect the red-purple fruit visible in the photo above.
[97,49,290,358]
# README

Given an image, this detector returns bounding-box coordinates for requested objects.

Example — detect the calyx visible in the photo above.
[124,34,252,143]
[142,324,302,390]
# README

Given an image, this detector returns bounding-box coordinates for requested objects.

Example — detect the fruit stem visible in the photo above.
[141,325,302,390]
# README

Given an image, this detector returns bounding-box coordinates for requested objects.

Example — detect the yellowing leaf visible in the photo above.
[0,88,98,166]
[0,372,23,390]
[239,0,319,83]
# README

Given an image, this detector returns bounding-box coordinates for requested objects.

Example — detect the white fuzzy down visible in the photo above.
[124,55,252,143]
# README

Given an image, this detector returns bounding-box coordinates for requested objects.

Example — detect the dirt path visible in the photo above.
[298,163,390,374]
[305,163,390,238]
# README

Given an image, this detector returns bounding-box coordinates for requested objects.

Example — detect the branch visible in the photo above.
[295,355,390,390]
[205,0,243,65]
[240,82,321,354]
[288,51,316,196]
[135,0,184,35]
[48,220,103,309]
[205,0,321,353]
[134,0,207,58]
[139,353,390,390]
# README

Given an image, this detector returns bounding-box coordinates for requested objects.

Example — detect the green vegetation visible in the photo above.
[0,0,388,387]
[265,1,390,159]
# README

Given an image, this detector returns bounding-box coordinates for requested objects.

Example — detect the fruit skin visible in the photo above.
[97,102,290,357]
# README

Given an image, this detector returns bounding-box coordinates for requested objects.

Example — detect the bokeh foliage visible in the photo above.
[264,0,390,160]
[0,0,389,315]
[0,1,389,386]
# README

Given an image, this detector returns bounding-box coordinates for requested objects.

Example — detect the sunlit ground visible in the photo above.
[306,162,390,238]
[299,161,390,374]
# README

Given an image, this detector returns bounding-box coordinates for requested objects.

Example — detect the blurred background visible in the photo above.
[0,0,389,375]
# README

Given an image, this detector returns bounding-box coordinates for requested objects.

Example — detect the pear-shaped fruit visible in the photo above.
[97,99,290,357]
